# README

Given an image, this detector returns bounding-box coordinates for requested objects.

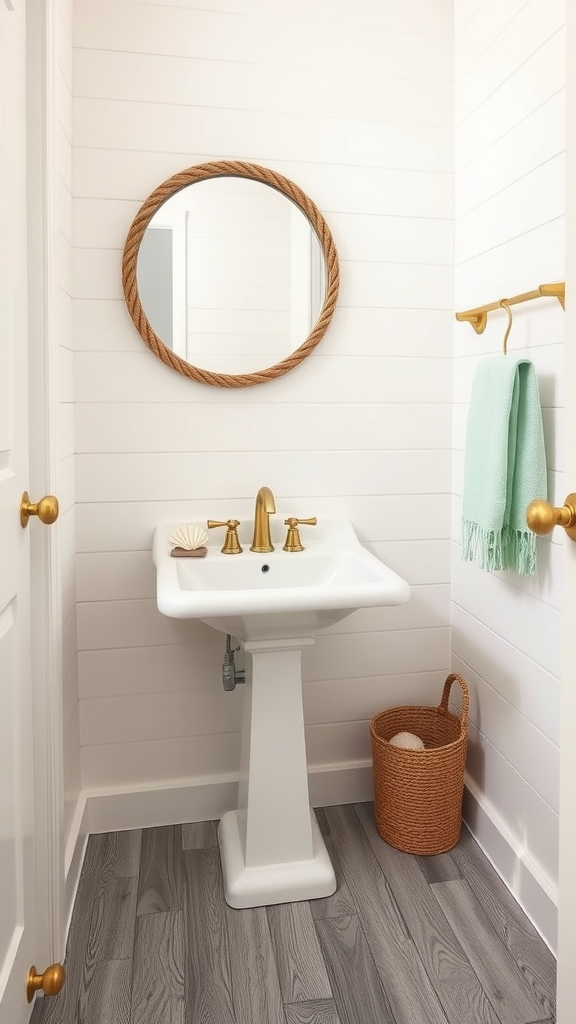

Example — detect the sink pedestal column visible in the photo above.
[218,637,337,909]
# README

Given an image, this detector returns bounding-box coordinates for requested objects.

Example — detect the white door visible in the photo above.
[0,2,58,1020]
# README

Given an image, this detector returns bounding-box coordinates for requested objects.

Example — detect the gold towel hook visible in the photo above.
[499,299,513,355]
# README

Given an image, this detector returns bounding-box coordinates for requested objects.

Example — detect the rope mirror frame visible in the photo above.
[121,160,340,388]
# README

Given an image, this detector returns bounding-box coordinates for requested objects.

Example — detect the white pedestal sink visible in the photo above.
[153,518,410,908]
[219,636,336,908]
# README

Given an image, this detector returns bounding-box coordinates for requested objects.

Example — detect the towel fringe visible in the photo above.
[462,519,538,576]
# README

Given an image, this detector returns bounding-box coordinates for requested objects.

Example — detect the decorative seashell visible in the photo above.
[169,524,209,551]
[389,731,425,750]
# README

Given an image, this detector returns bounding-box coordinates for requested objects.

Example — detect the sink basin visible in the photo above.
[153,518,410,640]
[152,516,410,909]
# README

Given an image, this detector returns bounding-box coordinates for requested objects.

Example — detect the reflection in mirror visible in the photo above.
[122,161,339,388]
[136,179,325,375]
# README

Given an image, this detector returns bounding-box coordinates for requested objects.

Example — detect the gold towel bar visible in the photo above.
[455,281,565,334]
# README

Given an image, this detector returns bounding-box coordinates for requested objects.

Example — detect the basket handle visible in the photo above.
[438,673,469,737]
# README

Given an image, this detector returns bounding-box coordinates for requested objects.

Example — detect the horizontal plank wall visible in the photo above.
[453,0,565,950]
[71,1,453,827]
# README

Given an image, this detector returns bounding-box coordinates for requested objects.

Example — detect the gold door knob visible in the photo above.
[20,491,59,529]
[526,493,576,541]
[27,963,65,1003]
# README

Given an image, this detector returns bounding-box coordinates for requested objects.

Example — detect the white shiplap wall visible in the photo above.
[453,0,565,949]
[72,0,454,813]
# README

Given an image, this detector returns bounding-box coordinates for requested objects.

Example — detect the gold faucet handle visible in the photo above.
[207,519,243,554]
[283,517,317,552]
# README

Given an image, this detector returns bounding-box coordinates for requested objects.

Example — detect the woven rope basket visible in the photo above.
[369,673,469,855]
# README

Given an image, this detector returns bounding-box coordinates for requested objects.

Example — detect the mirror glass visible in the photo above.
[122,161,339,388]
[137,178,326,376]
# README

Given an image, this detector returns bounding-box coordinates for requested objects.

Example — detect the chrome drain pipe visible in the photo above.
[223,634,245,691]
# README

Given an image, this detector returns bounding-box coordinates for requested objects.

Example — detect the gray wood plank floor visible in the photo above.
[33,803,556,1024]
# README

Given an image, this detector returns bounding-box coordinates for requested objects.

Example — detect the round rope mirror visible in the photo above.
[121,160,340,388]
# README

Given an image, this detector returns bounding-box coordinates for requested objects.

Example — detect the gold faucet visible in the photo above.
[250,486,276,552]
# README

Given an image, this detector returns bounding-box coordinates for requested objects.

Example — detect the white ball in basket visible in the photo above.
[389,731,424,750]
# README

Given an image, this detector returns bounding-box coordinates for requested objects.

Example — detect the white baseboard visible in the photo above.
[463,774,558,953]
[81,761,375,836]
[84,776,240,834]
[309,760,374,807]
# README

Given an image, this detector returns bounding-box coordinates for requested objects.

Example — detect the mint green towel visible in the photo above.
[462,356,547,575]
